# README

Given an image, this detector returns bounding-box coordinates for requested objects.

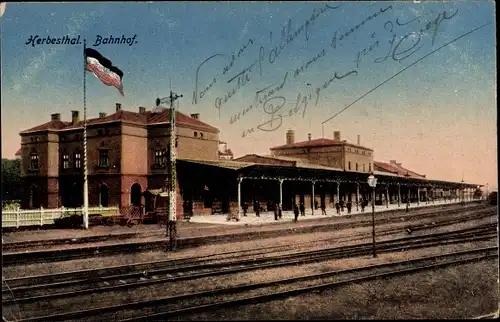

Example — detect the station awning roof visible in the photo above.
[177,159,480,188]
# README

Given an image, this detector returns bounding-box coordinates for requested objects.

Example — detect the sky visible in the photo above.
[1,1,497,189]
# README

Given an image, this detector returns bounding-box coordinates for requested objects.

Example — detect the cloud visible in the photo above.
[12,10,104,93]
[152,7,178,28]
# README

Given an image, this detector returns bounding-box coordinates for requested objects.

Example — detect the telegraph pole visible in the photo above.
[156,88,183,252]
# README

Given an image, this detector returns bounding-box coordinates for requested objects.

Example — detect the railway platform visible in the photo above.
[190,199,478,225]
[1,199,483,246]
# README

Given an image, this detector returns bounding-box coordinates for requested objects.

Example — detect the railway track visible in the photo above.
[2,224,497,321]
[2,203,484,252]
[117,246,498,322]
[2,207,496,291]
[2,203,493,266]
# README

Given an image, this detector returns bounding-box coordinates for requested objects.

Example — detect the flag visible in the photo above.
[0,3,6,18]
[85,48,124,96]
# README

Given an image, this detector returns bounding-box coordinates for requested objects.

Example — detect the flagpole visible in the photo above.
[83,38,89,229]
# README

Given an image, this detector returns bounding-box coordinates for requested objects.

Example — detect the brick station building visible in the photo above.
[18,103,220,213]
[18,105,481,218]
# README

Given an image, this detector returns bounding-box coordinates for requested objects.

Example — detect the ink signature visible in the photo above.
[242,91,315,137]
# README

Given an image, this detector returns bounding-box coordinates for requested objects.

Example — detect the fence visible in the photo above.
[1,206,120,228]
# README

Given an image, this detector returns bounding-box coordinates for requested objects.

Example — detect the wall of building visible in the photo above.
[46,133,59,177]
[88,127,122,175]
[58,130,84,172]
[177,126,219,161]
[20,133,49,177]
[344,146,374,173]
[88,175,122,207]
[272,146,343,168]
[121,124,148,175]
[147,124,219,168]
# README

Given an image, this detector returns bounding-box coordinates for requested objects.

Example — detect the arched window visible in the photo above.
[29,185,40,209]
[99,184,109,207]
[130,183,142,206]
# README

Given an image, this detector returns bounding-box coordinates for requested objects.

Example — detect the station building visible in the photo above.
[18,104,481,218]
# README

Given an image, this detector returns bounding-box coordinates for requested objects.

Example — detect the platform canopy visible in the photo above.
[176,159,480,188]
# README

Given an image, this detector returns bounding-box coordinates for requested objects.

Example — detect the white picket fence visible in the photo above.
[1,206,120,228]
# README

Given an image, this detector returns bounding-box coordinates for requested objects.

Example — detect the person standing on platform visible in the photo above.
[254,200,260,217]
[274,202,279,221]
[242,201,248,217]
[335,202,340,215]
[360,198,365,213]
[293,203,299,222]
[321,201,327,215]
[346,200,352,214]
[300,201,305,216]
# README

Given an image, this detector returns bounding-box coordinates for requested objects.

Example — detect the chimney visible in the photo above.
[116,103,122,112]
[286,129,295,145]
[357,135,360,145]
[51,113,61,121]
[71,110,80,124]
[138,106,146,113]
[190,113,200,120]
[334,131,341,141]
[99,112,107,118]
[308,133,312,141]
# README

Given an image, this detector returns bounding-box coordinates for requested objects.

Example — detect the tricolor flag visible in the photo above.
[0,3,6,18]
[85,48,124,96]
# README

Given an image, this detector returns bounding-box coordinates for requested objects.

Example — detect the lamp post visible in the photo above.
[461,179,465,203]
[367,173,377,258]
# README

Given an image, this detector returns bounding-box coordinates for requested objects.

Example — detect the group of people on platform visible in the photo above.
[239,198,377,222]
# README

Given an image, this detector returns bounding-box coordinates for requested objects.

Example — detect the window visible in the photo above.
[348,161,351,170]
[200,133,204,139]
[74,152,81,168]
[62,154,69,169]
[363,164,366,172]
[194,131,198,137]
[30,154,39,169]
[356,163,358,171]
[99,150,109,167]
[154,149,167,167]
[369,163,371,172]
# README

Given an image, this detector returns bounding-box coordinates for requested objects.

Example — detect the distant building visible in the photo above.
[218,142,234,160]
[270,130,374,173]
[14,148,22,160]
[18,103,219,209]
